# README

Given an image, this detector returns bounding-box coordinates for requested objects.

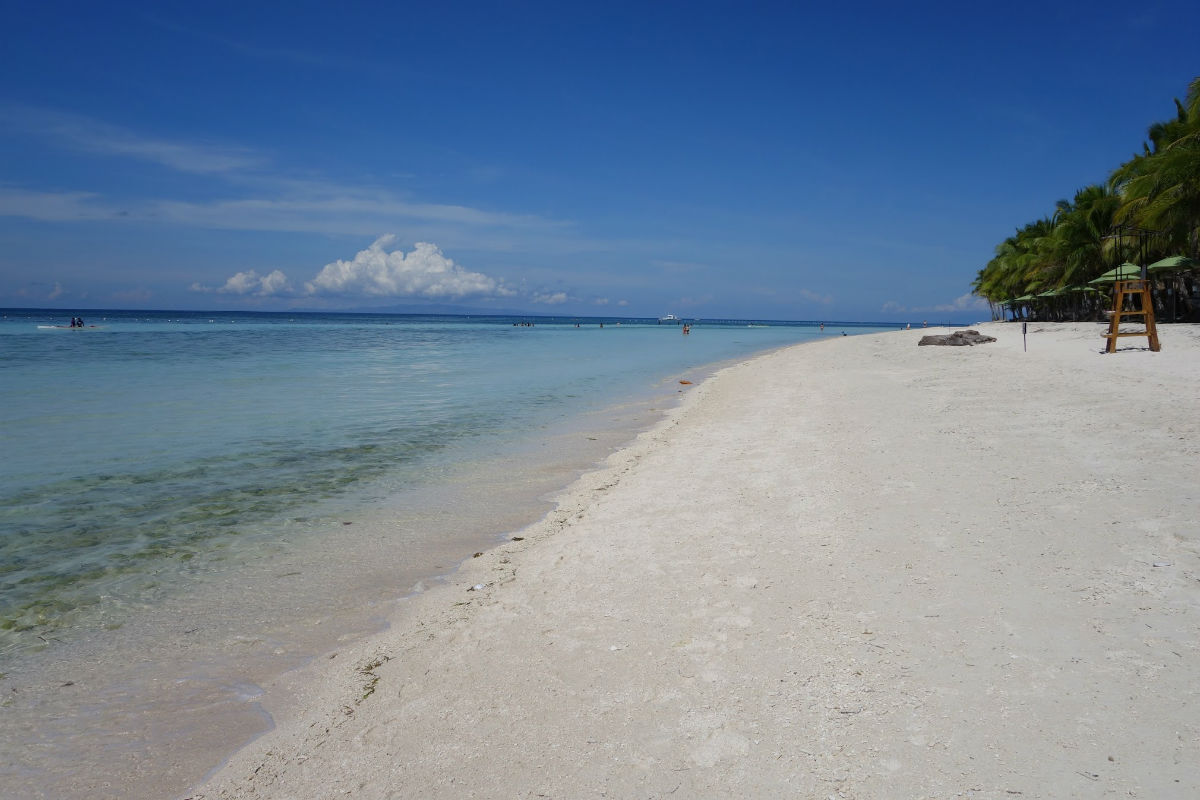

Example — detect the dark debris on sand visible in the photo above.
[917,330,997,347]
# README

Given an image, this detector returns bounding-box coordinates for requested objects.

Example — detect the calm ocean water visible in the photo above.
[0,308,896,798]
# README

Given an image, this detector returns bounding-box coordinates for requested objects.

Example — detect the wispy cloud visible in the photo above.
[0,106,577,248]
[675,294,714,309]
[882,293,988,314]
[154,181,569,233]
[932,293,990,313]
[798,288,833,305]
[4,108,261,173]
[0,108,641,292]
[0,181,573,247]
[147,15,369,71]
[652,259,707,274]
[10,280,72,302]
[0,186,120,221]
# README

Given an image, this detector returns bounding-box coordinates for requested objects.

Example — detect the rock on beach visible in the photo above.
[917,328,997,346]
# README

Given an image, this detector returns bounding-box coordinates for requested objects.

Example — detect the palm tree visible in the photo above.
[1048,184,1121,285]
[975,78,1200,320]
[1111,77,1200,258]
[973,217,1057,317]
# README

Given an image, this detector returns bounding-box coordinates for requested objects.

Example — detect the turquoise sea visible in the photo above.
[0,308,897,798]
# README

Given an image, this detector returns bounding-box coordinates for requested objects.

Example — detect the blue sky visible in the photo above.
[1,1,1197,321]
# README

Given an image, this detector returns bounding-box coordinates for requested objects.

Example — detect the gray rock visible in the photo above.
[918,329,997,347]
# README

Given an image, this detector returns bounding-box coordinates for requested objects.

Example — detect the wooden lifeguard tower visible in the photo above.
[1100,225,1163,353]
[1104,278,1160,352]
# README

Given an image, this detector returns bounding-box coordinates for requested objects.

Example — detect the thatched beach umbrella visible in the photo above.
[1146,255,1198,273]
[1147,256,1198,322]
[1087,262,1144,285]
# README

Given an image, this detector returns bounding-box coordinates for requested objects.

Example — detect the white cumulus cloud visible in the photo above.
[305,235,512,299]
[531,291,570,305]
[191,269,292,296]
[257,269,291,295]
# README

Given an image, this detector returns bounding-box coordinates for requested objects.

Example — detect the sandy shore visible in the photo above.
[192,322,1200,799]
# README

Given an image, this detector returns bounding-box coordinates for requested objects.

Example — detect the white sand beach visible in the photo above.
[193,322,1200,799]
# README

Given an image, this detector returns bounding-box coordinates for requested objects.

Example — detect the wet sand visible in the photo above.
[193,322,1200,799]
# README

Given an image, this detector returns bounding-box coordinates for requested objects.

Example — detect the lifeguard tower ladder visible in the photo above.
[1104,279,1160,353]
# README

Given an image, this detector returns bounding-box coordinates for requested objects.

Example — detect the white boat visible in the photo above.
[658,314,680,324]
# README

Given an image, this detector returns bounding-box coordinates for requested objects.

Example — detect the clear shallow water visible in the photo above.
[0,309,891,644]
[0,308,897,797]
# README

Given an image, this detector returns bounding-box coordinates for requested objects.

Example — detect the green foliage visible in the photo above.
[975,77,1200,303]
